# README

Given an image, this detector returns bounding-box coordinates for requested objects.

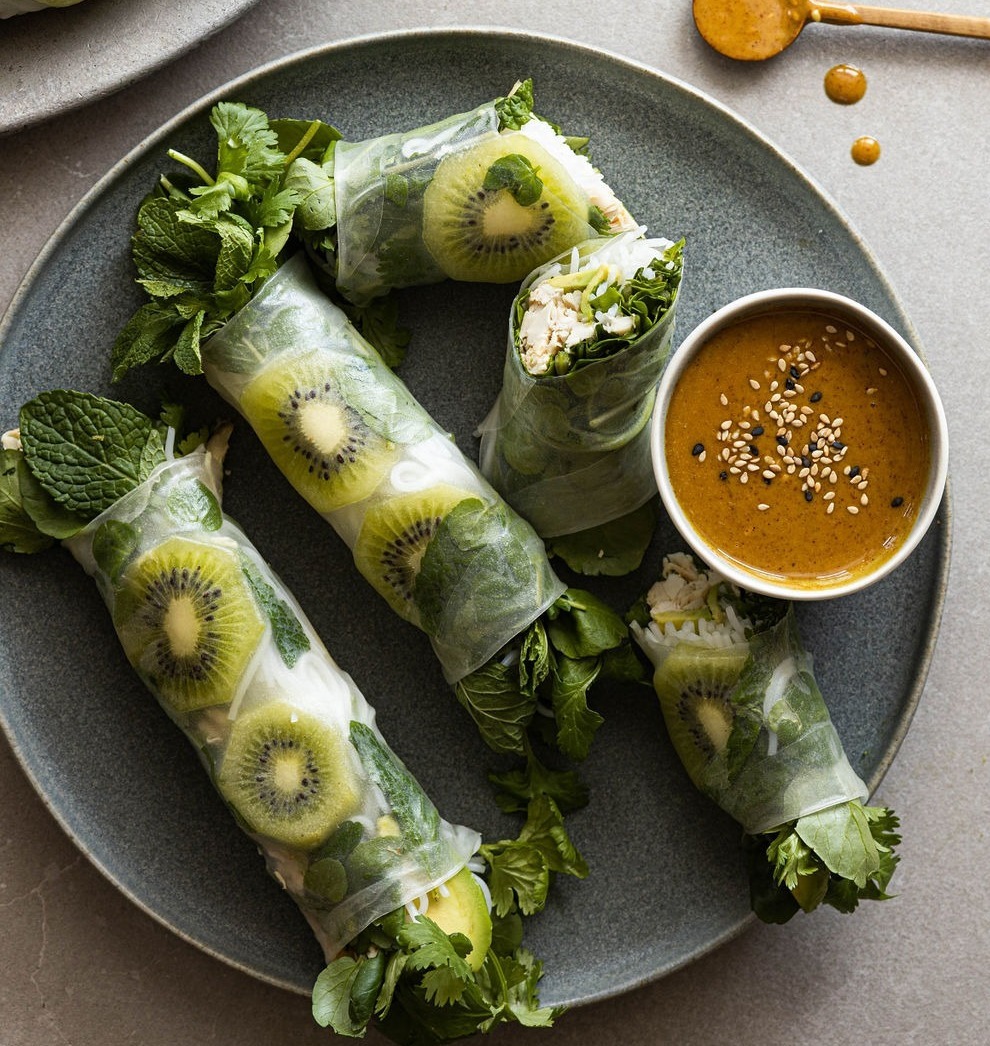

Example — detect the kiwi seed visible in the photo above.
[217,702,359,851]
[352,483,473,620]
[115,537,266,716]
[422,136,591,284]
[652,643,749,788]
[240,352,396,514]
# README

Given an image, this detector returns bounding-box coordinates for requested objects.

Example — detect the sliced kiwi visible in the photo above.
[240,352,397,514]
[422,136,591,283]
[352,483,474,620]
[217,702,359,850]
[652,644,750,789]
[115,536,266,715]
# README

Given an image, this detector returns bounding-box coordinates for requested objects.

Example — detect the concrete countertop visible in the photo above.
[1,2,987,1043]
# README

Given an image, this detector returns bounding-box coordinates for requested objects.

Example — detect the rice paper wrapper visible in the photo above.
[65,451,480,961]
[203,254,566,682]
[477,237,678,537]
[333,101,499,305]
[675,611,868,836]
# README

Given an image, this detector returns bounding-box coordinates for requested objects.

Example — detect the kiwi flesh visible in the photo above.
[352,483,473,620]
[115,537,266,716]
[240,352,396,514]
[422,136,591,283]
[217,702,359,850]
[652,644,749,789]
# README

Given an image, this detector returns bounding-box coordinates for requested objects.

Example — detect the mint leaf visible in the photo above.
[19,391,165,517]
[453,660,536,756]
[549,655,603,761]
[349,722,441,850]
[312,957,365,1036]
[166,479,222,531]
[0,449,54,553]
[91,519,141,582]
[238,555,310,668]
[546,588,628,659]
[548,501,657,576]
[12,450,87,541]
[483,154,543,207]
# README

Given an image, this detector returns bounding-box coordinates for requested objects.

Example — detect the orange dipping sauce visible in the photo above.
[664,309,931,590]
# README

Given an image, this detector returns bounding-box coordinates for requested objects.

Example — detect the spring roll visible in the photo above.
[2,392,567,1038]
[630,552,900,922]
[477,232,683,554]
[203,253,566,684]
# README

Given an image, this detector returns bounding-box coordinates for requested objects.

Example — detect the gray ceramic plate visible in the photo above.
[0,30,950,1009]
[0,0,261,136]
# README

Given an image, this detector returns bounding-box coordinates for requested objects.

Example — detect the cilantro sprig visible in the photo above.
[313,901,563,1041]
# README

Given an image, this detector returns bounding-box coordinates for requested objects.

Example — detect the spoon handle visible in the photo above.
[814,3,990,39]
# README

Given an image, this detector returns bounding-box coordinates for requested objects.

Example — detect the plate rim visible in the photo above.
[0,0,263,137]
[0,26,954,1005]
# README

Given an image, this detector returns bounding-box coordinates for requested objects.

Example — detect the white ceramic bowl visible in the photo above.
[651,288,948,600]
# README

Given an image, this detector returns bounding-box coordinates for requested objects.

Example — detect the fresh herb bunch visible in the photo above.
[111,102,410,377]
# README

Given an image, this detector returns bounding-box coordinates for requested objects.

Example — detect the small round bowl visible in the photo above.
[651,288,948,600]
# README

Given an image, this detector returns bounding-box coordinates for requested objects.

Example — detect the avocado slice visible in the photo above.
[421,866,492,971]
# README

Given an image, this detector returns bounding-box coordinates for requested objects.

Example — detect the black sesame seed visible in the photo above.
[790,365,800,378]
[804,490,814,502]
[751,426,765,436]
[891,496,904,508]
[801,455,812,468]
[749,444,759,456]
[763,477,773,486]
[810,391,823,403]
[785,378,795,390]
[776,435,788,447]
[849,465,861,478]
[691,442,705,456]
[832,440,845,450]
[719,470,728,481]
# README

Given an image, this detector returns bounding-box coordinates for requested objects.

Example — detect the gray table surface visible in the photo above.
[1,2,988,1044]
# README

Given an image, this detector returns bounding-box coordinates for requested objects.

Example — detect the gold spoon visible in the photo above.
[693,0,990,60]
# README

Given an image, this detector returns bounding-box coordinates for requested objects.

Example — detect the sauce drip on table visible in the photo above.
[824,63,867,103]
[851,135,882,165]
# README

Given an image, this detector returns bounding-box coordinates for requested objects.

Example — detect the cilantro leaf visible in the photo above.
[489,750,589,815]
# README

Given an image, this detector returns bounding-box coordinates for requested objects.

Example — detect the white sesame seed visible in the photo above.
[787,464,796,474]
[749,378,761,390]
[699,451,707,463]
[827,502,835,514]
[757,503,770,511]
[770,380,779,391]
[861,493,869,505]
[720,420,732,431]
[799,468,810,478]
[748,462,760,471]
[867,387,878,395]
[847,505,859,515]
[764,401,773,413]
[777,358,787,372]
[720,393,728,406]
[824,491,835,500]
[740,420,751,429]
[806,350,817,362]
[879,367,888,376]
[762,470,775,480]
[729,466,741,475]
[845,330,855,342]
[832,416,844,427]
[739,473,749,484]
[829,472,838,484]
[825,325,837,334]
[819,413,830,424]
